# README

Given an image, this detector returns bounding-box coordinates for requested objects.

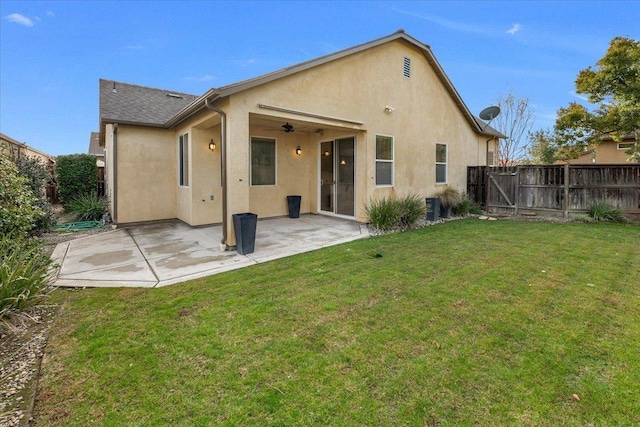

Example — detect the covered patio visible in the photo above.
[51,215,369,288]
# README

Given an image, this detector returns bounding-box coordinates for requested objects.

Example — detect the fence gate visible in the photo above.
[486,167,518,215]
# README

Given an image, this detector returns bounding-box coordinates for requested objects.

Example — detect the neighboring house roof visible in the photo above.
[99,30,504,139]
[88,131,104,156]
[99,79,198,127]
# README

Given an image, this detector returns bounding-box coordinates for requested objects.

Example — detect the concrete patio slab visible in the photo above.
[52,214,368,288]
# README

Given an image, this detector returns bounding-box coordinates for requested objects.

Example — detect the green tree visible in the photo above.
[55,154,98,207]
[526,130,557,164]
[555,37,640,160]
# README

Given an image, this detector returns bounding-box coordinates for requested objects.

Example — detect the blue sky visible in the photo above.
[1,1,639,156]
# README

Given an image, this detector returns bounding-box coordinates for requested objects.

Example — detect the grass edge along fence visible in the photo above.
[468,164,640,219]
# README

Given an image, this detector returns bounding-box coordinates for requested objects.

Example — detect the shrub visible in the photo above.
[66,191,107,221]
[452,193,483,216]
[364,196,400,231]
[55,154,98,207]
[588,199,626,223]
[0,151,44,236]
[365,194,426,231]
[15,155,56,231]
[397,193,427,228]
[0,234,53,324]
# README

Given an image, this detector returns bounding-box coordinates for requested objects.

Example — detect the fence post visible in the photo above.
[514,166,520,216]
[563,163,570,219]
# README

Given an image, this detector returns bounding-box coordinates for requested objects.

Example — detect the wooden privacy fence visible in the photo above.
[468,164,640,218]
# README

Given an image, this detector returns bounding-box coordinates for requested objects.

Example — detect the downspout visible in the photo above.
[204,98,229,250]
[112,123,118,223]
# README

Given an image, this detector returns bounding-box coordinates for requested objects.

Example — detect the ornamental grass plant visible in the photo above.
[0,234,53,326]
[66,192,108,221]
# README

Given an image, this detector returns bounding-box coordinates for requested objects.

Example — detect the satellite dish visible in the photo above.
[479,105,500,131]
[479,105,500,121]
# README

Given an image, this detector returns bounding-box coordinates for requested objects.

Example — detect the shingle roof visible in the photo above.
[88,131,103,156]
[472,117,507,139]
[99,31,504,140]
[99,79,198,127]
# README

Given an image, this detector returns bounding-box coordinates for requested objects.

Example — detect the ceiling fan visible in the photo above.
[282,122,294,133]
[261,122,310,133]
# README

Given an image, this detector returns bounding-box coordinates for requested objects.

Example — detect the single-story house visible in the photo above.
[557,134,638,164]
[99,30,502,249]
[1,132,56,167]
[1,132,58,203]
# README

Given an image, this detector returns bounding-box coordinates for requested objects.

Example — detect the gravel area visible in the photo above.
[0,208,113,427]
[0,307,57,427]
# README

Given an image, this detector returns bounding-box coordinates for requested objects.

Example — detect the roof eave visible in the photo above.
[164,89,221,128]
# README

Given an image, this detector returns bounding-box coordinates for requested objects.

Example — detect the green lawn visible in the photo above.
[34,219,640,426]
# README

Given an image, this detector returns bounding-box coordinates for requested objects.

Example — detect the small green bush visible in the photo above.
[15,155,56,231]
[0,234,53,324]
[365,194,426,231]
[397,193,427,228]
[0,151,44,236]
[364,196,400,231]
[452,193,483,216]
[66,192,107,221]
[588,199,626,223]
[55,154,98,207]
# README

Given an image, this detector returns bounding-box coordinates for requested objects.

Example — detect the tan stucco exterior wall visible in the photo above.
[565,141,637,164]
[110,125,178,223]
[111,39,495,245]
[213,39,486,227]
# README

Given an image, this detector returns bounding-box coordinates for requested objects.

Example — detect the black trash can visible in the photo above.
[287,195,302,218]
[426,198,440,221]
[232,212,257,255]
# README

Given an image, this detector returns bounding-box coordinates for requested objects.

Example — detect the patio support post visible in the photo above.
[204,98,229,250]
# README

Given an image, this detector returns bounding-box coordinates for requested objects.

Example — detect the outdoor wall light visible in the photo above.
[296,146,302,156]
[209,139,216,151]
[384,105,396,113]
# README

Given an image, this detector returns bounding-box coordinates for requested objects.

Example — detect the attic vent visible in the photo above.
[403,57,411,78]
[165,93,184,99]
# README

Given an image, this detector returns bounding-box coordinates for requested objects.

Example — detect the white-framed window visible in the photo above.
[617,142,635,150]
[179,133,189,187]
[375,135,394,186]
[403,57,411,78]
[436,143,447,184]
[251,137,276,186]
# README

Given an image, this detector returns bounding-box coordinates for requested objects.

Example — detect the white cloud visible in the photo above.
[392,8,491,34]
[238,58,258,66]
[196,74,214,82]
[570,91,590,102]
[507,23,522,35]
[126,45,145,50]
[185,74,215,82]
[3,13,34,27]
[47,11,55,17]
